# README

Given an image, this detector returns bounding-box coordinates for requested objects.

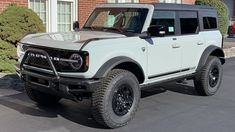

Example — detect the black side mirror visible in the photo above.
[148,25,166,37]
[73,21,79,31]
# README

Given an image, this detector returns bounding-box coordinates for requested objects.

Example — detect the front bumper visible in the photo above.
[16,48,100,100]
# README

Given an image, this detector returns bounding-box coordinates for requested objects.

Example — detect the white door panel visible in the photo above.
[178,34,202,70]
[147,10,182,79]
[147,37,181,78]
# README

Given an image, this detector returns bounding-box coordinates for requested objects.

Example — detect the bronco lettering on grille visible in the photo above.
[28,53,60,61]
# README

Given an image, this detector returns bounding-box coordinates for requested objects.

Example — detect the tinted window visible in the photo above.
[203,17,217,29]
[151,11,176,35]
[179,11,198,34]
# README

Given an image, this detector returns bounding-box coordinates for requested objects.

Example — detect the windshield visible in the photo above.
[83,8,148,34]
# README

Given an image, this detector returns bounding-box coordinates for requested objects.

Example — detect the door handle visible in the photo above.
[172,44,181,48]
[197,42,204,45]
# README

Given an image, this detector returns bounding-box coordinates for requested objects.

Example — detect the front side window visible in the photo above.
[203,17,217,29]
[84,8,148,34]
[179,11,198,34]
[151,11,176,36]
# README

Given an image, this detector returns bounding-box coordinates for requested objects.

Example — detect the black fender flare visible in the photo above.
[93,56,145,79]
[197,45,225,71]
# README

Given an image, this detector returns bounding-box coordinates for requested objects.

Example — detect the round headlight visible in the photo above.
[69,53,83,70]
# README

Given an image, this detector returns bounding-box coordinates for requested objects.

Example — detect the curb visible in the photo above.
[224,48,235,58]
[0,73,8,78]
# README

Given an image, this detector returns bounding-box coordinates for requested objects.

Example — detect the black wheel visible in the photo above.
[194,56,223,96]
[92,69,140,128]
[25,84,61,106]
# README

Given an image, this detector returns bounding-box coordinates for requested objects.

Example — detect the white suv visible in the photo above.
[16,3,225,128]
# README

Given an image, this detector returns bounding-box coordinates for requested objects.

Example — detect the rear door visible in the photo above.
[176,11,202,71]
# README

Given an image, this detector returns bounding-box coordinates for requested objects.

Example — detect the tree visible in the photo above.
[0,4,45,45]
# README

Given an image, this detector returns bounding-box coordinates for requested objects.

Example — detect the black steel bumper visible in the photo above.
[16,48,99,100]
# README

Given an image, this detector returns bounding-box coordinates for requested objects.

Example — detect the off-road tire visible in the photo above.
[194,56,223,96]
[92,69,140,128]
[25,84,61,106]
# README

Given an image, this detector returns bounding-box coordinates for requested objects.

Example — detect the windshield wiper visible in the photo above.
[125,30,136,33]
[103,27,123,33]
[83,26,94,30]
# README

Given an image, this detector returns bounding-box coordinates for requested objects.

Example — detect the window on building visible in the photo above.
[29,0,48,29]
[151,11,176,36]
[159,0,182,4]
[203,17,217,29]
[57,1,73,32]
[179,11,198,34]
[107,0,139,3]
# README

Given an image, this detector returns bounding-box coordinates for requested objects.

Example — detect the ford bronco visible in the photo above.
[16,3,225,128]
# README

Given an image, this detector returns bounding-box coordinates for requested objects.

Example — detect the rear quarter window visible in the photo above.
[203,17,217,29]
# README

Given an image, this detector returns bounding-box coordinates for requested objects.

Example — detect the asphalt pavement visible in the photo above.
[223,38,235,49]
[0,57,235,132]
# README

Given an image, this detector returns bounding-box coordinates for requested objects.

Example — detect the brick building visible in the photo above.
[0,0,197,32]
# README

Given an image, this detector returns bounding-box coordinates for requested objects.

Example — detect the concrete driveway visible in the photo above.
[0,57,235,132]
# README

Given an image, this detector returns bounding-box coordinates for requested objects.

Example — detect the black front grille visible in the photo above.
[25,46,81,72]
[27,54,50,69]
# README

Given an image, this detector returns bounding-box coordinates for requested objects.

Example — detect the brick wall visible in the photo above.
[79,0,106,27]
[182,0,195,4]
[0,0,28,12]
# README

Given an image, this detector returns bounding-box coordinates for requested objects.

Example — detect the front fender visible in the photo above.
[93,56,144,78]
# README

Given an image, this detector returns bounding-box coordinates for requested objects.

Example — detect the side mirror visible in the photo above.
[73,21,80,31]
[148,25,166,37]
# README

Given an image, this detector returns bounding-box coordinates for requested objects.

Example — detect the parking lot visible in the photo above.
[0,57,235,132]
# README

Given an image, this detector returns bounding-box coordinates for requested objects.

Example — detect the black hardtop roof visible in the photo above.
[153,3,215,11]
[100,3,216,11]
[98,3,216,12]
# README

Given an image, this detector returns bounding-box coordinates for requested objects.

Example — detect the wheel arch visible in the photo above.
[93,56,145,84]
[197,45,225,71]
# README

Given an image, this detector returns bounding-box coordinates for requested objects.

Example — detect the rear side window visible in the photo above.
[203,17,217,29]
[151,11,176,36]
[179,11,199,35]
